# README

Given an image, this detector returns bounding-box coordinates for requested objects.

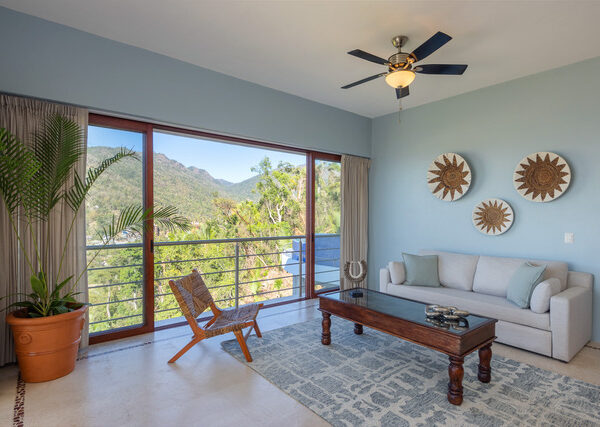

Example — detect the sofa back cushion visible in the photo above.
[420,250,479,291]
[538,260,569,291]
[473,255,568,297]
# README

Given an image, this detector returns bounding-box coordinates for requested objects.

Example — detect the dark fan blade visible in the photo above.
[347,49,389,65]
[341,73,386,89]
[409,31,452,62]
[414,64,468,75]
[395,86,409,99]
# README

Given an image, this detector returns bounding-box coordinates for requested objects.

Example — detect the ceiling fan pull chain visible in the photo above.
[398,100,403,123]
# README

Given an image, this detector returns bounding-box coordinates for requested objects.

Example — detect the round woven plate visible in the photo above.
[513,152,571,202]
[472,198,514,235]
[427,153,471,201]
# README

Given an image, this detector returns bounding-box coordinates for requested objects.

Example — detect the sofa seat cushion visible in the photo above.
[385,283,550,331]
[472,255,568,297]
[420,250,479,291]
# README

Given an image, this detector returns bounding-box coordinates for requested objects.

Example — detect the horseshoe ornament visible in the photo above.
[343,260,368,284]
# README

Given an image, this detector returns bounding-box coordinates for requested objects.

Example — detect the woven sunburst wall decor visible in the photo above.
[472,199,514,235]
[427,153,471,201]
[513,152,571,202]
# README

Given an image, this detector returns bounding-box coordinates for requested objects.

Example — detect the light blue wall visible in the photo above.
[0,7,370,156]
[3,6,599,339]
[369,56,600,340]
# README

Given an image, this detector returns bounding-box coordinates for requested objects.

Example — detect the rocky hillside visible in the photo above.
[85,146,260,237]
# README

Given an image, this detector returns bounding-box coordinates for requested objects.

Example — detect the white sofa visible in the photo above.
[379,250,594,362]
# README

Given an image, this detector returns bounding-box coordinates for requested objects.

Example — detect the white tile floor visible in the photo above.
[1,299,599,426]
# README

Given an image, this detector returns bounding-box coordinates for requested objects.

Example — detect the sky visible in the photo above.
[88,126,306,183]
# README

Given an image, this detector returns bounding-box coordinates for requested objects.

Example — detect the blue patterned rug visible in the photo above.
[222,318,600,426]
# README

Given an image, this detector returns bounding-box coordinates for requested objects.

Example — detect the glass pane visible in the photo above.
[86,126,144,334]
[314,160,341,291]
[152,131,307,326]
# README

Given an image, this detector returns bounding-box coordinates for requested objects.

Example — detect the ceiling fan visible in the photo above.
[341,32,468,99]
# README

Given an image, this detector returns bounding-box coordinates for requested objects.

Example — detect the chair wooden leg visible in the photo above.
[168,337,202,363]
[243,320,262,340]
[253,320,262,338]
[234,330,253,362]
[244,325,253,341]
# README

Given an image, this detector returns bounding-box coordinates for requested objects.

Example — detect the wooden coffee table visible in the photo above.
[318,288,497,405]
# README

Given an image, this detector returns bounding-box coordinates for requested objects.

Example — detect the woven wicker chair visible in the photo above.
[168,269,263,363]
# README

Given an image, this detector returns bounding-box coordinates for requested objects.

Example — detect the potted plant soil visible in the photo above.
[0,114,188,382]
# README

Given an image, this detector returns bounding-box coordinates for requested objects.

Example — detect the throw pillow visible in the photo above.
[402,253,441,287]
[388,261,406,285]
[530,278,562,313]
[506,262,547,308]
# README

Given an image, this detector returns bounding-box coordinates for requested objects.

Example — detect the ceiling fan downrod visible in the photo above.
[388,35,411,70]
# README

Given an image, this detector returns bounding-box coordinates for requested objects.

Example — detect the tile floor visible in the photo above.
[1,299,599,426]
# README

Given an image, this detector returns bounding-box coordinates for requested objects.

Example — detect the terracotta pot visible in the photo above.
[6,305,87,383]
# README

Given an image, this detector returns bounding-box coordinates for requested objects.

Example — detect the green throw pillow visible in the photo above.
[506,262,547,308]
[402,253,441,287]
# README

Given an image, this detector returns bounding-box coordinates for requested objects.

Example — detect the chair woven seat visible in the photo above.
[204,303,260,337]
[167,269,263,363]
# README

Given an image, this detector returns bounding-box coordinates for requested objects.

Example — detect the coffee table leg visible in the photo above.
[447,356,464,405]
[478,343,492,383]
[354,323,363,335]
[321,312,331,345]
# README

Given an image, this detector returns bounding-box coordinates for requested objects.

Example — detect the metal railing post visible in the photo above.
[235,242,240,309]
[298,239,303,298]
[88,234,341,336]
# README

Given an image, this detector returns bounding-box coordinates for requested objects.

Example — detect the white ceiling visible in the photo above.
[3,1,600,118]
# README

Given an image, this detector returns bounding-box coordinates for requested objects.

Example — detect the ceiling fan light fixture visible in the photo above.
[385,69,416,88]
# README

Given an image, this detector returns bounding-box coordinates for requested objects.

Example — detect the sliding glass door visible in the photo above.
[87,114,340,342]
[314,159,341,292]
[86,125,146,336]
[151,130,308,327]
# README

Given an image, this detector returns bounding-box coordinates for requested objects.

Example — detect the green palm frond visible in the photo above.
[65,147,138,212]
[153,205,191,234]
[0,128,40,215]
[99,205,146,244]
[99,205,190,245]
[29,114,84,219]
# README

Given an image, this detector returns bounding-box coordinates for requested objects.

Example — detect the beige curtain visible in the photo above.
[340,154,370,290]
[0,95,88,366]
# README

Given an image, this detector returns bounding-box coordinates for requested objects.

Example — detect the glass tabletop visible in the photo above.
[319,288,493,335]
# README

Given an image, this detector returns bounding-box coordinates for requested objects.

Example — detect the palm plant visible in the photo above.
[0,114,189,317]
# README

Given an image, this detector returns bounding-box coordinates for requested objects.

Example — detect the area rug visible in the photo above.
[222,318,600,426]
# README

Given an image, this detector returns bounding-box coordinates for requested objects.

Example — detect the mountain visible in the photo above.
[152,152,260,212]
[85,146,261,235]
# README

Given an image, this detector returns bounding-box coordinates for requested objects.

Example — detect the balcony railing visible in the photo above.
[86,234,340,334]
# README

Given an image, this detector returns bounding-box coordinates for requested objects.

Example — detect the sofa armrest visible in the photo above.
[550,286,592,361]
[380,268,390,293]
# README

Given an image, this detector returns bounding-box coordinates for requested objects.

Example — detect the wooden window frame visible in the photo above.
[87,113,340,344]
[309,152,343,298]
